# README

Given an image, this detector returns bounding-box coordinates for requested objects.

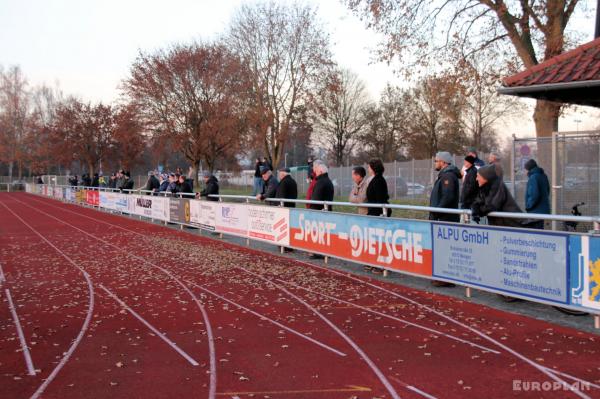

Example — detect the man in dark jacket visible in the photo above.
[309,161,334,211]
[460,155,479,210]
[178,174,193,196]
[256,166,279,205]
[524,159,550,229]
[144,171,160,194]
[92,173,99,188]
[429,151,461,223]
[121,172,134,193]
[200,172,219,201]
[275,167,298,207]
[471,165,523,228]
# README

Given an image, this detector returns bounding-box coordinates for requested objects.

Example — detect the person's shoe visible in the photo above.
[308,253,324,260]
[371,267,383,274]
[363,266,373,272]
[498,294,522,303]
[283,247,294,253]
[431,280,456,287]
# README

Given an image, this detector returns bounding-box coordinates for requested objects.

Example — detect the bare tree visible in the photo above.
[123,42,248,184]
[358,84,410,162]
[345,0,586,137]
[227,1,333,168]
[313,68,370,166]
[0,66,29,179]
[406,74,468,158]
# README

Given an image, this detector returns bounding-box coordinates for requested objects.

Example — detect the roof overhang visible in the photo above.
[498,80,600,107]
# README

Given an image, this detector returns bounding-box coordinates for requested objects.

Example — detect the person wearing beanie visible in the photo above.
[466,146,485,167]
[524,158,550,229]
[429,152,461,223]
[460,155,479,210]
[471,164,522,228]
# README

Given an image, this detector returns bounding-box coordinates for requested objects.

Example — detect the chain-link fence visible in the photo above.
[512,131,600,232]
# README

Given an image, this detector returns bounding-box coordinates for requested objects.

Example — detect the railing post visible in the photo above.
[595,314,600,330]
[219,196,224,239]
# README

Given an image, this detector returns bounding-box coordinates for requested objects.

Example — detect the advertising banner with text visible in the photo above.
[289,210,432,276]
[247,206,290,245]
[432,223,568,304]
[215,203,248,237]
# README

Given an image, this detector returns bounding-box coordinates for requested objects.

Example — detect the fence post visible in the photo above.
[394,160,397,200]
[551,132,558,231]
[511,134,516,196]
[246,197,251,246]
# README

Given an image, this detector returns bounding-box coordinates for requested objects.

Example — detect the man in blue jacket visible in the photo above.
[524,159,550,229]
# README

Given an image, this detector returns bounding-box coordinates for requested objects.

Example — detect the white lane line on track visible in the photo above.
[99,284,199,366]
[187,281,347,357]
[12,196,217,399]
[0,262,6,284]
[297,262,592,399]
[5,288,36,376]
[390,377,438,399]
[22,195,600,395]
[276,278,500,354]
[540,367,600,390]
[0,200,95,399]
[237,267,401,399]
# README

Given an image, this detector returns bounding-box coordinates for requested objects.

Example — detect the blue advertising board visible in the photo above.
[569,235,600,311]
[432,223,569,304]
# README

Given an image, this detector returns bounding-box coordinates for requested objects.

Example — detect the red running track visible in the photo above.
[0,192,599,399]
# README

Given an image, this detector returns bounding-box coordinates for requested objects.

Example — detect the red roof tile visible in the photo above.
[503,37,600,87]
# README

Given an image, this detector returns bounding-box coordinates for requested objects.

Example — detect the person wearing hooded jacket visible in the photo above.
[365,159,391,217]
[471,165,523,228]
[460,155,479,210]
[429,151,461,223]
[524,159,550,229]
[200,172,219,201]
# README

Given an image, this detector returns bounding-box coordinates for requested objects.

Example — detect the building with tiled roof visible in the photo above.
[498,36,600,108]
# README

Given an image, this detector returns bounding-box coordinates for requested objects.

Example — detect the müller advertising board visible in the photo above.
[129,195,169,221]
[289,209,433,276]
[247,205,290,246]
[432,223,568,304]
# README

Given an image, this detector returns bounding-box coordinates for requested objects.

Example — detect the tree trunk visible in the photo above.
[533,100,561,137]
[191,160,200,190]
[8,161,14,180]
[88,161,95,178]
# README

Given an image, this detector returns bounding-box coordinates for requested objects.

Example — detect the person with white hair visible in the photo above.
[309,160,334,211]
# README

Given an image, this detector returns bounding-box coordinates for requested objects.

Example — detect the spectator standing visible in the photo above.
[524,159,550,229]
[167,173,180,195]
[178,174,193,196]
[471,165,522,227]
[116,170,125,190]
[466,147,485,167]
[460,155,479,211]
[348,166,371,215]
[262,157,273,171]
[488,152,503,178]
[108,174,116,189]
[365,159,391,217]
[200,171,219,201]
[256,166,279,205]
[309,161,334,211]
[252,158,264,196]
[121,172,134,193]
[305,160,318,209]
[144,171,160,193]
[158,173,169,193]
[306,157,314,182]
[429,151,461,223]
[98,173,107,187]
[275,167,298,207]
[82,174,92,187]
[37,176,44,184]
[92,173,99,188]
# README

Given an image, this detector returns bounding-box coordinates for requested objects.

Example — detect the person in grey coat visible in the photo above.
[349,166,371,215]
[256,166,279,206]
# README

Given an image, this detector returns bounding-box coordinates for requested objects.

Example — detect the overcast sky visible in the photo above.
[1,0,598,137]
